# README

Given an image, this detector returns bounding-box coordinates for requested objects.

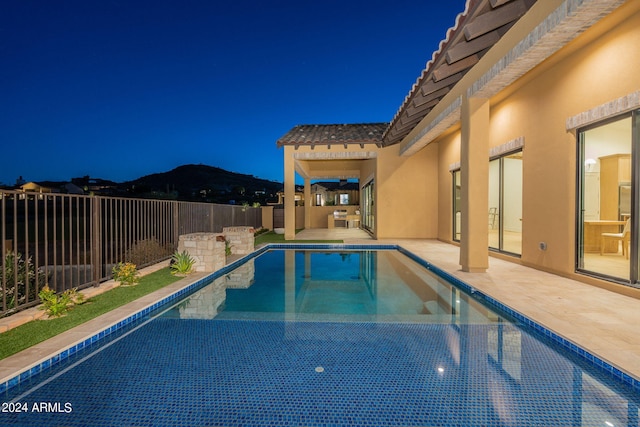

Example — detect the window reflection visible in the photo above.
[488,320,522,382]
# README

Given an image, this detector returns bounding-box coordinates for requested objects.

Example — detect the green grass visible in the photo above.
[1,231,343,361]
[0,268,180,360]
[254,230,342,245]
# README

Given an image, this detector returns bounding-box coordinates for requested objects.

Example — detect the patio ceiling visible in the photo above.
[381,0,537,147]
[294,157,370,180]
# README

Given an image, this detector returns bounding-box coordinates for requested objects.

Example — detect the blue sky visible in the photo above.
[1,0,465,186]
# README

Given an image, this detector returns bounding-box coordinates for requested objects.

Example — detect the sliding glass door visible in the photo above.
[488,151,522,255]
[361,180,374,233]
[577,112,638,283]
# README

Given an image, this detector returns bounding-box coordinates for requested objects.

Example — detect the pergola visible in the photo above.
[276,123,386,237]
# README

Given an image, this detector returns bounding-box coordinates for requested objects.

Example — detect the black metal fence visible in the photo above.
[0,190,262,317]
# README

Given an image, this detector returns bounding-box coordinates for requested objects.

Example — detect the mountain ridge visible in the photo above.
[123,163,282,204]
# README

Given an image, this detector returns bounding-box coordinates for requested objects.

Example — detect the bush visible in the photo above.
[112,262,140,286]
[38,286,84,317]
[1,251,47,310]
[125,239,172,267]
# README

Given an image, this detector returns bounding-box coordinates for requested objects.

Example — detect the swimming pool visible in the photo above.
[1,245,639,426]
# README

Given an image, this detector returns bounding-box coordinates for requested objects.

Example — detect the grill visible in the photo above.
[333,210,347,227]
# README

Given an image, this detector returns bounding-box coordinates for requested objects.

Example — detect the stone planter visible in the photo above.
[177,233,226,273]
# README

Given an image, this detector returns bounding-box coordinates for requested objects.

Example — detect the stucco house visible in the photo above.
[277,0,640,297]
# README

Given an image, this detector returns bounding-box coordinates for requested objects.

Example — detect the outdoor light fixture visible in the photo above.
[585,158,597,171]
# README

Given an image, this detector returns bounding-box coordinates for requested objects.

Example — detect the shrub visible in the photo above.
[169,251,195,276]
[1,251,47,310]
[125,239,172,267]
[112,262,140,286]
[38,285,84,317]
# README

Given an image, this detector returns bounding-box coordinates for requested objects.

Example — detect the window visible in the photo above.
[315,194,322,206]
[339,194,349,205]
[577,112,638,283]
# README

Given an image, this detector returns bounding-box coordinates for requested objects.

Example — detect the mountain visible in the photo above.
[122,164,282,204]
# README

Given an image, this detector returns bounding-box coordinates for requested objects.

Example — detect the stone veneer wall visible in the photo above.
[222,226,255,255]
[177,232,226,273]
[177,227,255,274]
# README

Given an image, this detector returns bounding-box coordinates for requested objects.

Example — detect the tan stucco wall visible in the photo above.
[437,130,460,243]
[376,144,439,239]
[433,2,640,280]
[261,206,273,231]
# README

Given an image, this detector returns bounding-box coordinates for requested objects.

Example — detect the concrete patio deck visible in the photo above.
[1,230,639,389]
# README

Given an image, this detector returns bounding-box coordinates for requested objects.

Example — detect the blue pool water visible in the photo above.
[1,246,639,427]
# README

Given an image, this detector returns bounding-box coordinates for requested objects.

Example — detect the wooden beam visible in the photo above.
[490,0,514,7]
[433,55,478,82]
[413,87,449,108]
[421,72,463,97]
[446,30,501,63]
[464,0,527,40]
[399,112,429,128]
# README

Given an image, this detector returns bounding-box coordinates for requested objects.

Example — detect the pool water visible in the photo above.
[2,247,639,427]
[166,249,498,323]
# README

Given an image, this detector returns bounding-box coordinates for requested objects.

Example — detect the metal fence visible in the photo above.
[0,190,262,317]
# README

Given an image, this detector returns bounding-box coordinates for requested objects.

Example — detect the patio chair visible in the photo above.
[600,219,631,258]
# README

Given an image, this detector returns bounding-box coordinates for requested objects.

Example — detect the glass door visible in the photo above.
[453,170,461,241]
[577,113,637,283]
[361,180,374,233]
[488,152,522,256]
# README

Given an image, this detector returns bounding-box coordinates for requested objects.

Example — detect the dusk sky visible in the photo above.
[1,1,465,186]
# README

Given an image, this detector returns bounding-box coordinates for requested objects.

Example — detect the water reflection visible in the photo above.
[217,250,498,322]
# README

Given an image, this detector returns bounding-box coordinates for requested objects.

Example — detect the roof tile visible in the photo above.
[276,123,387,147]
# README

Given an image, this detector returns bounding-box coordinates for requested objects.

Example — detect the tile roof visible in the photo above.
[276,123,387,148]
[382,0,537,146]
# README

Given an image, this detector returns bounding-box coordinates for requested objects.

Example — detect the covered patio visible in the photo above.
[276,123,386,240]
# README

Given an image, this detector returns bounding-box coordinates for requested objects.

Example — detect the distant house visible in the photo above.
[311,181,359,206]
[273,186,304,206]
[20,181,60,194]
[71,176,118,195]
[61,183,85,195]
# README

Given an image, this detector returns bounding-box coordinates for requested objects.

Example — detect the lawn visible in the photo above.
[0,268,180,360]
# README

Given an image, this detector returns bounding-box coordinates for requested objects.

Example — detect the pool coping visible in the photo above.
[1,243,639,395]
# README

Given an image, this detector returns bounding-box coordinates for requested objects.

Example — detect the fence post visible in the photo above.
[91,197,102,286]
[172,201,180,248]
[210,204,215,232]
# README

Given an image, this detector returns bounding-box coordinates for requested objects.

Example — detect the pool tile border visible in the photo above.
[2,243,639,395]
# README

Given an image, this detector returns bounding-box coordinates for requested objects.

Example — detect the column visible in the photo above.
[460,95,489,272]
[284,146,296,240]
[304,178,312,229]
